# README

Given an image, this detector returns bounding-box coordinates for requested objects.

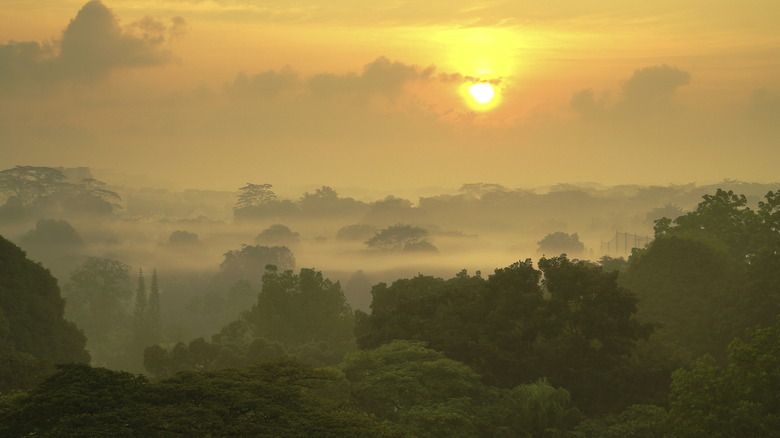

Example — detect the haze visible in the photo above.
[2,0,779,192]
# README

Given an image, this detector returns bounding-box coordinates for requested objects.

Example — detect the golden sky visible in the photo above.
[1,0,779,192]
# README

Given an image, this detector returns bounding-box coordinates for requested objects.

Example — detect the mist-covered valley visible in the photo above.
[2,164,780,437]
[2,166,754,325]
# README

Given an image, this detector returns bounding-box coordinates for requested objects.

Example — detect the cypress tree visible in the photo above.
[148,269,161,344]
[132,269,148,349]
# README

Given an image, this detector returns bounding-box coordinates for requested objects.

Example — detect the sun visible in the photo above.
[468,83,495,105]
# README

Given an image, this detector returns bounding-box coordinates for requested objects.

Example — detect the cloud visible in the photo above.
[308,57,434,99]
[224,57,435,103]
[0,41,58,96]
[620,65,690,112]
[569,88,608,117]
[0,0,184,94]
[570,64,691,119]
[224,67,301,100]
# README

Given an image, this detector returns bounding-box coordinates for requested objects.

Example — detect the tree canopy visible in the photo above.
[0,235,89,393]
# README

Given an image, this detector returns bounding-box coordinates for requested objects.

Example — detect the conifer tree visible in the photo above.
[132,269,148,349]
[148,269,161,344]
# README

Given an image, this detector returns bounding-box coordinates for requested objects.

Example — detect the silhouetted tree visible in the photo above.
[0,166,66,207]
[336,224,377,241]
[62,178,122,215]
[537,231,584,256]
[254,224,300,246]
[365,224,436,252]
[216,244,295,287]
[234,183,276,210]
[148,270,160,345]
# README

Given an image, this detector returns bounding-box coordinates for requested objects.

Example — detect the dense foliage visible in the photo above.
[0,236,89,392]
[0,359,406,438]
[355,256,653,413]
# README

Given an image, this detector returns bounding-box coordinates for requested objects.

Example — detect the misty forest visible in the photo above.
[0,164,777,437]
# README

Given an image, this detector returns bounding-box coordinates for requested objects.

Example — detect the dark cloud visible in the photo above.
[620,65,690,111]
[308,57,434,99]
[0,0,183,94]
[570,65,691,119]
[570,88,599,115]
[225,67,301,99]
[0,41,58,95]
[224,57,435,103]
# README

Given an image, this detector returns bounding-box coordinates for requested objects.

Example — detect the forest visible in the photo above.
[1,165,779,437]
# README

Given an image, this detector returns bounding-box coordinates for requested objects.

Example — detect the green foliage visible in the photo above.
[147,268,357,377]
[0,236,89,393]
[341,340,582,437]
[356,257,651,413]
[626,188,780,359]
[576,404,669,438]
[622,235,735,359]
[246,267,356,365]
[341,340,488,420]
[1,359,405,437]
[496,378,582,438]
[667,317,780,437]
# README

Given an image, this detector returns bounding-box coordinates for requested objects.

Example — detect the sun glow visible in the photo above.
[461,81,501,111]
[468,83,495,104]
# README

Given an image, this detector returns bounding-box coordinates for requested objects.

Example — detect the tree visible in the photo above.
[365,224,436,252]
[341,340,494,437]
[62,257,133,368]
[645,203,684,224]
[341,340,581,438]
[168,229,199,245]
[298,185,367,218]
[0,236,89,393]
[627,189,780,358]
[536,256,653,411]
[537,231,584,256]
[245,267,356,365]
[62,177,122,215]
[621,235,736,359]
[0,166,66,207]
[148,270,161,345]
[17,218,85,278]
[216,244,295,287]
[0,166,121,217]
[667,317,780,437]
[255,224,300,246]
[1,360,407,437]
[355,257,652,413]
[234,183,276,210]
[336,224,377,241]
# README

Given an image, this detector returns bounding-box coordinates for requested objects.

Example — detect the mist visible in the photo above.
[2,165,775,342]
